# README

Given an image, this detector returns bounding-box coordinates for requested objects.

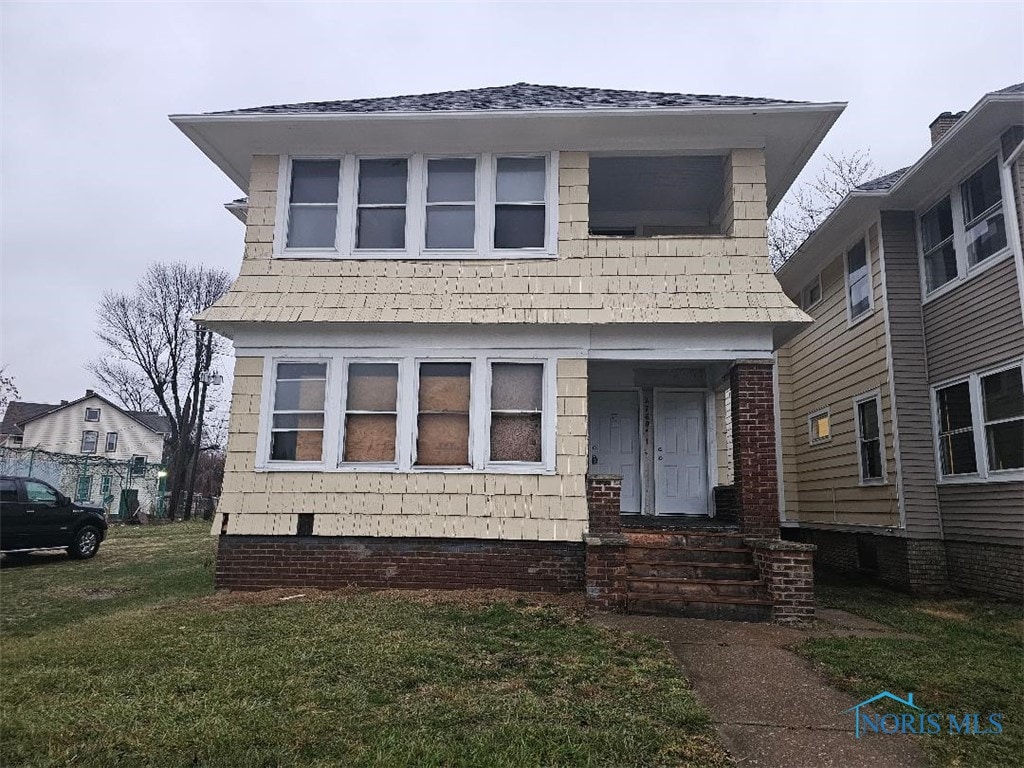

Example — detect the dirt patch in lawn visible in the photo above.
[917,606,970,621]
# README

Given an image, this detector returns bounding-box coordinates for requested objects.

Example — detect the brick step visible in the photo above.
[625,546,753,565]
[627,594,774,622]
[628,561,760,581]
[624,532,747,549]
[627,577,768,600]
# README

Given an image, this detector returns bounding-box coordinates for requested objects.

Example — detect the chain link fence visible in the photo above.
[0,446,168,519]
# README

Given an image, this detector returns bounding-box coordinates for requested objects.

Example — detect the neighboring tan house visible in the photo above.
[1,390,170,510]
[173,83,844,621]
[776,84,1024,600]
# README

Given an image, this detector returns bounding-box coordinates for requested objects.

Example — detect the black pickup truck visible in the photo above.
[0,476,107,559]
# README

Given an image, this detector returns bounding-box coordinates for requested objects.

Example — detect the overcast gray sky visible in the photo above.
[2,1,1022,406]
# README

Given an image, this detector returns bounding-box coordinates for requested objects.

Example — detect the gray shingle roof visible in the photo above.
[209,82,807,116]
[855,167,910,192]
[0,402,59,437]
[128,411,172,435]
[994,82,1024,94]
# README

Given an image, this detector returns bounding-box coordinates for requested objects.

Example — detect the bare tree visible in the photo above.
[88,360,159,412]
[92,262,231,520]
[769,150,879,270]
[0,367,19,421]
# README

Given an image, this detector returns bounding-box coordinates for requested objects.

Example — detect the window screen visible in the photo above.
[415,363,471,466]
[489,363,543,463]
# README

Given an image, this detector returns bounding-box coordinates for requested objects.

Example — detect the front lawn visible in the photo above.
[0,524,727,767]
[799,582,1023,767]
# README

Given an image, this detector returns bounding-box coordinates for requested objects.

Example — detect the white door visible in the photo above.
[654,391,708,515]
[589,391,642,514]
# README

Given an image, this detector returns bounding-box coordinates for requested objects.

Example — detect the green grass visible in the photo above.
[0,524,727,767]
[799,582,1023,768]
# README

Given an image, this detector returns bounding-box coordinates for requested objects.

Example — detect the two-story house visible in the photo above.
[776,84,1024,600]
[174,83,843,619]
[1,390,170,510]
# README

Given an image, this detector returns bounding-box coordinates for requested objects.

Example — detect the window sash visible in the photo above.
[81,430,98,453]
[269,362,328,463]
[84,408,100,422]
[854,396,884,481]
[341,362,400,465]
[105,432,118,452]
[808,409,831,444]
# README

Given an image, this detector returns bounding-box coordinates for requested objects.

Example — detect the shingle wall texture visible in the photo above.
[199,151,803,327]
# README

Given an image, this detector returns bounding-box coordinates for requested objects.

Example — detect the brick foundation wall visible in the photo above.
[945,540,1023,601]
[586,475,622,536]
[215,535,585,593]
[584,475,627,610]
[748,538,816,623]
[730,362,779,538]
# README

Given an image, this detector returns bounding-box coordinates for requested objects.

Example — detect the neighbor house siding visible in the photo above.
[777,223,898,527]
[879,211,943,538]
[936,483,1024,545]
[200,151,803,328]
[21,398,164,463]
[213,355,591,542]
[921,257,1024,382]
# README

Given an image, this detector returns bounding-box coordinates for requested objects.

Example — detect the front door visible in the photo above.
[654,390,709,515]
[589,391,642,514]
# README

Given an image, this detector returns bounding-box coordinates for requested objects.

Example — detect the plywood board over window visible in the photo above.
[416,363,471,466]
[343,363,399,463]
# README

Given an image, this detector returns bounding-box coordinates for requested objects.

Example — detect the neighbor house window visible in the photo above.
[920,197,958,292]
[415,363,471,466]
[84,407,101,422]
[285,159,340,248]
[800,276,822,310]
[808,408,831,445]
[270,362,328,462]
[425,158,476,249]
[356,159,408,249]
[961,158,1007,267]
[936,381,977,476]
[980,367,1024,472]
[130,455,147,477]
[845,239,871,321]
[342,363,399,464]
[100,475,112,500]
[76,475,92,502]
[918,156,1011,297]
[81,430,98,454]
[489,363,544,463]
[854,394,884,482]
[494,157,546,249]
[105,432,118,452]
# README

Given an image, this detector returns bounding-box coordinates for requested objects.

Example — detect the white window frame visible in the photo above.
[808,407,831,446]
[852,390,886,485]
[273,152,559,260]
[800,274,822,311]
[917,149,1015,303]
[931,361,1024,484]
[104,432,118,452]
[81,430,98,454]
[843,233,874,327]
[422,156,479,253]
[84,407,101,422]
[256,352,557,474]
[337,359,403,470]
[261,358,333,469]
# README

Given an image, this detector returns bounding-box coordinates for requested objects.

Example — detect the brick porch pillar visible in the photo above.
[729,361,780,538]
[585,475,627,611]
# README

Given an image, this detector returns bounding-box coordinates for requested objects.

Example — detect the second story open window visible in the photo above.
[845,238,871,322]
[277,153,556,259]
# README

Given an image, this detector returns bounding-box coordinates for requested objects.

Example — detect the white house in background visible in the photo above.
[1,390,170,509]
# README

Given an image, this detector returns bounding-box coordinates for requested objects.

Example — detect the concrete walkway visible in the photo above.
[593,611,925,768]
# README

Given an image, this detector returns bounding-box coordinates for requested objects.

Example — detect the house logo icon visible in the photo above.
[843,691,922,738]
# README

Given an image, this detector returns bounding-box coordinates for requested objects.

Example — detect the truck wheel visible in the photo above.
[68,526,102,560]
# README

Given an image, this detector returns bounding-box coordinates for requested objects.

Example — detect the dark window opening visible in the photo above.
[297,513,315,537]
[588,155,727,237]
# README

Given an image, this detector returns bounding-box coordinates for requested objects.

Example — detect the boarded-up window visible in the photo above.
[490,363,543,463]
[416,362,470,466]
[343,363,399,463]
[270,362,327,462]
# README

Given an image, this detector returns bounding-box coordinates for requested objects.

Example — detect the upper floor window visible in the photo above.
[800,276,822,310]
[845,239,871,321]
[934,364,1023,481]
[84,407,101,422]
[81,430,98,454]
[277,153,555,259]
[918,156,1010,296]
[286,160,340,249]
[105,432,118,452]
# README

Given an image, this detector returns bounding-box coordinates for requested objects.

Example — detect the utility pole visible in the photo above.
[182,330,220,520]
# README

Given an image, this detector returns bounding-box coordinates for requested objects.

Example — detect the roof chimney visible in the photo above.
[85,389,94,397]
[929,111,966,145]
[61,400,68,405]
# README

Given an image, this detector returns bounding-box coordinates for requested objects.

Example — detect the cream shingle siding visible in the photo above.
[777,223,899,527]
[198,151,803,328]
[213,356,590,541]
